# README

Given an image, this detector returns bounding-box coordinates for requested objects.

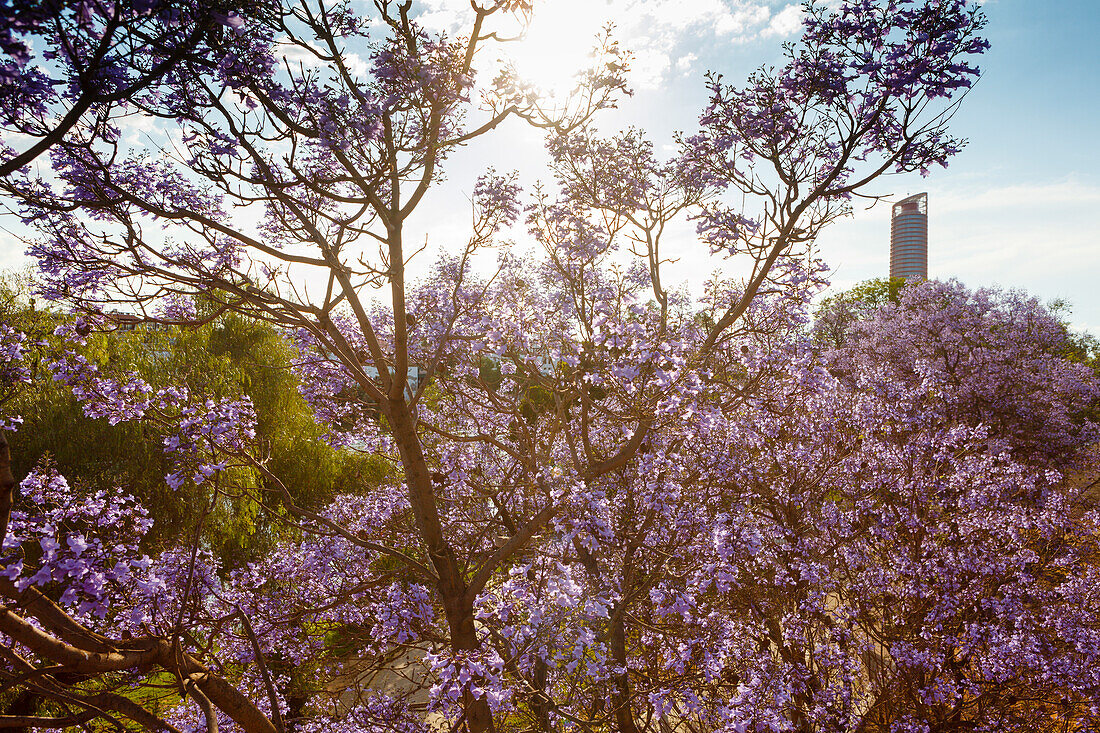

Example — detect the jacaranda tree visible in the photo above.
[4,1,1095,732]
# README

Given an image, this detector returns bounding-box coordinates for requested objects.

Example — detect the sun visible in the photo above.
[503,0,615,98]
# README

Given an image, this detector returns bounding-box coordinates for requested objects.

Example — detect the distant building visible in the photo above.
[108,312,169,333]
[364,365,428,396]
[109,312,144,332]
[890,192,928,280]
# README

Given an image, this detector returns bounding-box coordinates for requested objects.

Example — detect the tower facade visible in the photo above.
[890,192,928,280]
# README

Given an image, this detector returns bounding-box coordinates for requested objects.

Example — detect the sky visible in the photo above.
[813,0,1100,332]
[405,0,1100,332]
[2,0,1098,330]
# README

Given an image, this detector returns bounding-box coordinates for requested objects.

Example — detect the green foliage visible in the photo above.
[1062,330,1100,372]
[812,277,908,347]
[520,384,553,425]
[1,289,389,569]
[1046,299,1100,425]
[478,356,503,392]
[1047,298,1100,371]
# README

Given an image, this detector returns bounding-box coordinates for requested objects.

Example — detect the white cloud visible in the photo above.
[676,52,700,75]
[412,0,805,91]
[762,4,803,38]
[277,36,329,68]
[712,4,772,36]
[931,179,1100,213]
[413,0,469,35]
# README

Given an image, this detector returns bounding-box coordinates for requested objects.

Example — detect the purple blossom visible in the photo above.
[2,465,155,621]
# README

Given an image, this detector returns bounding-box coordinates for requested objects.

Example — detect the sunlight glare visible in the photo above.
[505,0,613,98]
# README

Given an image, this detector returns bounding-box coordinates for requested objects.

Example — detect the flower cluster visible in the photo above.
[425,647,513,715]
[2,466,156,621]
[48,344,257,489]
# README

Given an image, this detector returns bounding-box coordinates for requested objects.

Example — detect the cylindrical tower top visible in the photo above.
[892,192,928,217]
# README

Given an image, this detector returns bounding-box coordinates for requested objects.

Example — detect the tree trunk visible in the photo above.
[386,402,494,733]
[610,609,640,733]
[0,431,16,541]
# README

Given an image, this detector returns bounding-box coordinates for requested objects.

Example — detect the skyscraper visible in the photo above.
[890,192,928,280]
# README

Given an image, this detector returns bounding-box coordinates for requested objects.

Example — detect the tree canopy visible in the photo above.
[0,288,390,566]
[3,2,1096,733]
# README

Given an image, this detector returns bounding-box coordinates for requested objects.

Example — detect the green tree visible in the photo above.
[3,290,390,568]
[812,277,907,347]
